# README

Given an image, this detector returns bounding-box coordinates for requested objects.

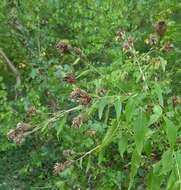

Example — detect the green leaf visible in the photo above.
[166,171,177,190]
[118,134,128,158]
[134,111,148,155]
[161,149,174,175]
[148,105,162,126]
[125,97,136,122]
[155,83,163,107]
[56,114,67,138]
[99,120,118,151]
[98,97,112,120]
[164,117,177,148]
[147,169,163,190]
[114,96,122,121]
[128,150,141,190]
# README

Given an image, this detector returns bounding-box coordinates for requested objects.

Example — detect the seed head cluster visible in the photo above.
[70,88,92,106]
[7,122,32,145]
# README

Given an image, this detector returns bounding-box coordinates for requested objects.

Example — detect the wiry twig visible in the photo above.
[0,48,21,88]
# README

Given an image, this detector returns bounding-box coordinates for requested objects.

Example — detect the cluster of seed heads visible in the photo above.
[7,122,32,145]
[145,20,174,51]
[70,88,92,106]
[56,40,82,55]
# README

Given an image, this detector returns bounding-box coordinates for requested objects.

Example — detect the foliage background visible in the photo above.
[0,0,181,189]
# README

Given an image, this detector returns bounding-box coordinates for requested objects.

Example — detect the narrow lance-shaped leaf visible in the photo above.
[164,117,177,148]
[118,133,128,158]
[128,150,141,190]
[134,110,148,155]
[155,83,164,107]
[114,96,122,121]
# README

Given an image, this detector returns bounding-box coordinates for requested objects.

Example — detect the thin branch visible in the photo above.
[0,48,21,88]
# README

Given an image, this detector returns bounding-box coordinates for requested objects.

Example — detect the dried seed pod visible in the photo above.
[64,73,76,84]
[72,115,83,128]
[155,20,167,36]
[162,42,174,52]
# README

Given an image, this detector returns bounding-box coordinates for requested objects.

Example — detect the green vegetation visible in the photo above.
[0,0,181,189]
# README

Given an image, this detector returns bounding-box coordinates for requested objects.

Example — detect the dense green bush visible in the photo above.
[0,0,181,189]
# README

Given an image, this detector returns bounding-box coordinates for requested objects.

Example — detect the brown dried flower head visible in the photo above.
[155,20,167,36]
[7,122,32,145]
[64,73,76,84]
[16,122,32,132]
[53,161,72,175]
[27,106,36,116]
[53,162,65,175]
[70,88,92,105]
[70,88,83,100]
[127,36,135,45]
[72,115,83,128]
[63,149,74,157]
[162,42,174,52]
[122,42,130,51]
[172,96,180,108]
[74,47,82,55]
[79,94,92,105]
[146,34,158,46]
[56,41,71,54]
[116,30,125,40]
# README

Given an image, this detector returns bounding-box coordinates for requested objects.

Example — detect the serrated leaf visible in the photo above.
[161,149,174,175]
[155,83,163,107]
[148,105,162,126]
[164,117,177,148]
[114,96,122,121]
[125,97,136,122]
[118,134,128,157]
[147,169,163,190]
[98,97,111,120]
[128,150,141,190]
[134,111,148,155]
